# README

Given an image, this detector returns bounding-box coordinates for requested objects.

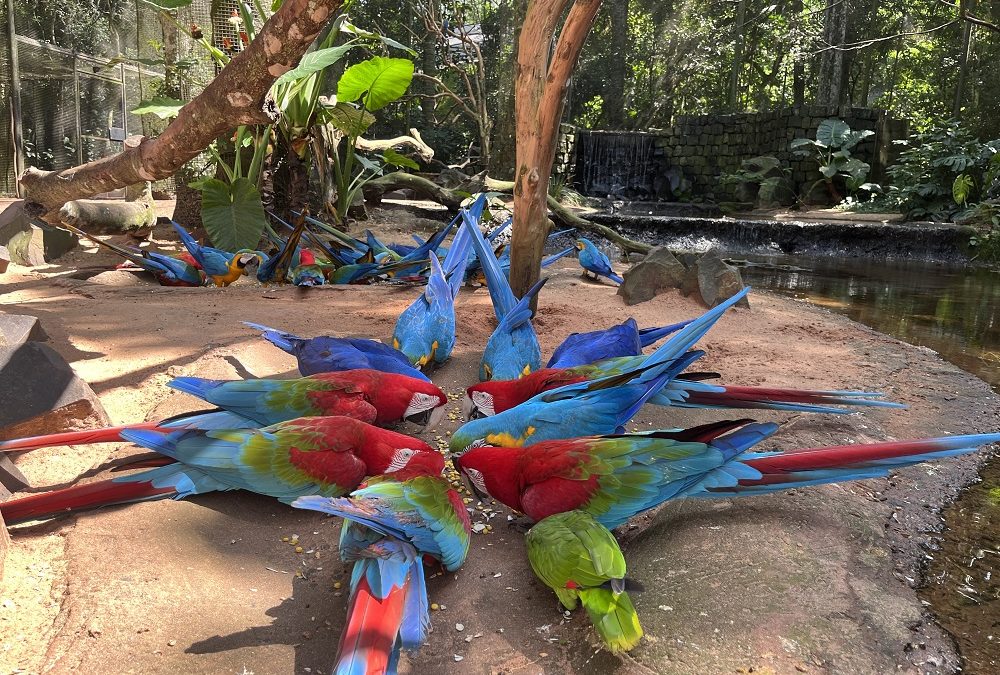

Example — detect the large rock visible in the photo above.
[695,249,750,308]
[617,246,687,305]
[0,202,78,265]
[0,314,48,346]
[0,245,9,274]
[0,342,109,435]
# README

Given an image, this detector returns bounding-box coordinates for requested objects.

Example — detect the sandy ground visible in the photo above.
[1,221,999,675]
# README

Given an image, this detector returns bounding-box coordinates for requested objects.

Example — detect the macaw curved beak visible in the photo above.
[405,403,447,430]
[461,395,474,420]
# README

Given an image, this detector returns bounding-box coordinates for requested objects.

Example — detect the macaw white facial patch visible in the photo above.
[464,467,488,495]
[471,391,495,417]
[405,392,442,419]
[387,448,417,472]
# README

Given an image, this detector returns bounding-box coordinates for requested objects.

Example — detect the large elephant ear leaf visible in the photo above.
[336,57,414,111]
[199,178,268,252]
[320,102,376,137]
[816,118,851,148]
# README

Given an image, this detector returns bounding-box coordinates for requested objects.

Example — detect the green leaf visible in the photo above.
[273,42,361,86]
[131,96,185,119]
[337,57,414,111]
[354,153,384,175]
[819,164,838,179]
[383,148,419,170]
[198,178,268,252]
[320,102,376,137]
[953,174,974,205]
[817,118,851,147]
[789,138,815,150]
[339,20,417,56]
[139,0,192,8]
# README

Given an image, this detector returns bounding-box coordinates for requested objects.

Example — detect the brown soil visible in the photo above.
[1,220,997,675]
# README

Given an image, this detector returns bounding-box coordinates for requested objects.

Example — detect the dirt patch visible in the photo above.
[1,222,997,674]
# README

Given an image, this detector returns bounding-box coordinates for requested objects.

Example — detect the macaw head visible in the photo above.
[451,444,522,510]
[575,239,586,251]
[465,369,583,419]
[381,446,445,477]
[371,374,449,429]
[234,249,266,275]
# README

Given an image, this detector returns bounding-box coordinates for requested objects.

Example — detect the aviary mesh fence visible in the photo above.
[1,0,258,197]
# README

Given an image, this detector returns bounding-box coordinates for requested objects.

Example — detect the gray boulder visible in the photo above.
[617,246,687,305]
[695,249,750,308]
[0,202,78,266]
[0,314,48,346]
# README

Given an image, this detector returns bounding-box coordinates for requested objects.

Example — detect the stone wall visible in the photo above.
[574,107,908,201]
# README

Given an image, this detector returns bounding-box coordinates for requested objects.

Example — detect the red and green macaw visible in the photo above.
[168,369,449,429]
[526,510,643,654]
[449,290,750,453]
[0,416,444,524]
[463,361,904,419]
[454,422,1000,528]
[293,470,471,675]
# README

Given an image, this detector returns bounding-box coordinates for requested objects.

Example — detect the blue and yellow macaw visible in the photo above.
[391,195,486,368]
[576,237,623,285]
[547,317,694,368]
[462,210,547,381]
[172,221,261,287]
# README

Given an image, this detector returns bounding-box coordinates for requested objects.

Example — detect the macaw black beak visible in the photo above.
[404,408,434,427]
[467,479,489,502]
[468,405,488,420]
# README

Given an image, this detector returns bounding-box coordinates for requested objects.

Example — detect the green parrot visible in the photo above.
[525,510,643,654]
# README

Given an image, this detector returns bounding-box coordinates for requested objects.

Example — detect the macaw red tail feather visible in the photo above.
[0,477,177,525]
[335,575,407,675]
[705,432,1000,496]
[0,422,162,453]
[677,385,905,414]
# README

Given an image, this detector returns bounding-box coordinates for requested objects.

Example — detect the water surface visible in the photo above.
[739,254,1000,673]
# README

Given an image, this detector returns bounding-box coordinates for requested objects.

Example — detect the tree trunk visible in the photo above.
[815,0,850,106]
[792,0,805,106]
[418,0,441,128]
[509,0,601,307]
[727,0,748,111]
[953,0,976,117]
[487,0,528,180]
[600,1,628,128]
[20,0,346,221]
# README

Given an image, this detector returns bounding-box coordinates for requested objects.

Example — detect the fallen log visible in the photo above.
[363,171,651,254]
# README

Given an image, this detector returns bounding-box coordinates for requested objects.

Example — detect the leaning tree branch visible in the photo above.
[19,0,346,221]
[355,129,435,162]
[938,0,1000,33]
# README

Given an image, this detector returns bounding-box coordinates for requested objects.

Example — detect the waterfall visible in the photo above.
[574,131,657,200]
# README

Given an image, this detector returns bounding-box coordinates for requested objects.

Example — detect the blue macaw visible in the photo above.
[244,321,431,381]
[546,317,695,368]
[449,288,749,452]
[172,221,261,287]
[293,473,470,674]
[575,237,623,285]
[462,210,547,381]
[391,195,486,368]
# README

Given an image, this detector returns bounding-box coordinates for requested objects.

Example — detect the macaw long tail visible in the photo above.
[0,463,219,525]
[0,422,161,453]
[578,587,643,655]
[243,321,300,353]
[607,271,624,285]
[706,432,1000,496]
[335,561,410,675]
[661,384,907,415]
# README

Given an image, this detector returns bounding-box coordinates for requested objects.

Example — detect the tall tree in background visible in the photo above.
[599,1,629,127]
[487,0,528,179]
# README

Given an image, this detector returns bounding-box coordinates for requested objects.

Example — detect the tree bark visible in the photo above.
[953,0,976,117]
[792,0,805,106]
[600,1,628,127]
[728,0,748,111]
[510,0,601,307]
[19,0,346,221]
[816,0,850,106]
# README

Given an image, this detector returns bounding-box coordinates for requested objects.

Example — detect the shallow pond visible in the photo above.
[738,254,1000,673]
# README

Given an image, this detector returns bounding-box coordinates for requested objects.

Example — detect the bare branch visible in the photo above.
[810,18,959,54]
